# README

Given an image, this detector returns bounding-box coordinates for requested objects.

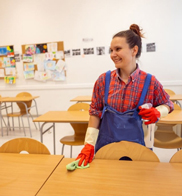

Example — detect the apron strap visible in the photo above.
[136,73,152,107]
[104,70,111,104]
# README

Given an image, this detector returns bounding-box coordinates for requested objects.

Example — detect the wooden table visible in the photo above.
[70,95,92,102]
[0,153,63,196]
[0,96,40,137]
[33,111,89,154]
[158,110,182,124]
[169,94,182,101]
[70,95,182,104]
[37,158,182,196]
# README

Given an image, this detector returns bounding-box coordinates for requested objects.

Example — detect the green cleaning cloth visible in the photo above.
[66,159,90,171]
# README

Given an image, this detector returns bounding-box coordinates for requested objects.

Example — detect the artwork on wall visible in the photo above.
[36,44,47,53]
[22,41,66,82]
[25,45,36,55]
[0,47,7,56]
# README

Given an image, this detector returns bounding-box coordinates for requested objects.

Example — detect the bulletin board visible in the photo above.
[21,41,66,82]
[0,45,17,80]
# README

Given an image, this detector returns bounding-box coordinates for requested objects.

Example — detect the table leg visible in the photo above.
[40,122,55,154]
[53,123,56,154]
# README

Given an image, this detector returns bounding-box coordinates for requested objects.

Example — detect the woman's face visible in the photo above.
[110,37,137,69]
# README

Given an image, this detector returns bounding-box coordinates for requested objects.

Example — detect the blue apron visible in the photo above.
[95,70,152,153]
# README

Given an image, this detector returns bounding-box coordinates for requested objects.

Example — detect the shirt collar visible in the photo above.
[116,64,140,82]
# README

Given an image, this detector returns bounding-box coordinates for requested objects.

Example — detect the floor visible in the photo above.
[0,117,178,162]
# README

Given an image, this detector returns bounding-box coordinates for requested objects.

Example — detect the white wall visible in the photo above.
[0,0,182,114]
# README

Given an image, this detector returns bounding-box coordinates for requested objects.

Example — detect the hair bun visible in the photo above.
[130,24,144,38]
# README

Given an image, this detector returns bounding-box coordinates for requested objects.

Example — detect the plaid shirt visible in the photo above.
[89,66,174,118]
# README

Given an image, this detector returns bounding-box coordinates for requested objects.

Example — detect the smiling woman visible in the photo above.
[68,24,174,168]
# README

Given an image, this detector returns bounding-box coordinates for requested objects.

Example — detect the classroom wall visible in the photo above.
[0,0,182,114]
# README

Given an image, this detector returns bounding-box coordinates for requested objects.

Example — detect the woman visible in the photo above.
[76,24,174,166]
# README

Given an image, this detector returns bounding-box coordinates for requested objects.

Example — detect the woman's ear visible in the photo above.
[132,45,138,56]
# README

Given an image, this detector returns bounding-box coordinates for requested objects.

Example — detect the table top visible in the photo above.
[70,95,92,102]
[158,110,182,124]
[33,111,89,123]
[0,153,63,196]
[37,158,182,196]
[70,94,182,102]
[0,96,39,102]
[170,94,182,101]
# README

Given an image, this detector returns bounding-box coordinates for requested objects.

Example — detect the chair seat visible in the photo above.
[60,135,85,146]
[154,130,182,149]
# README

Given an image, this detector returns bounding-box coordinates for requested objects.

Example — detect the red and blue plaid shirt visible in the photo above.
[89,66,174,118]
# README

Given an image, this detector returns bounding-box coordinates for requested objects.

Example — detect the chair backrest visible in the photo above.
[164,89,175,96]
[173,103,181,110]
[95,141,160,162]
[0,138,50,154]
[16,92,32,114]
[68,103,90,136]
[170,150,182,163]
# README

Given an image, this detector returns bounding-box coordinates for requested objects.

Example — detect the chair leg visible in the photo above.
[61,144,65,155]
[26,113,32,137]
[2,117,8,135]
[20,116,26,136]
[18,116,21,131]
[70,146,72,158]
[30,113,37,130]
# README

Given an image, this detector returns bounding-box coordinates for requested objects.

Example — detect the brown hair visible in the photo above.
[113,24,144,58]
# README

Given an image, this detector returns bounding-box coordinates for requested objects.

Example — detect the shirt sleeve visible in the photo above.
[89,73,106,118]
[153,76,174,113]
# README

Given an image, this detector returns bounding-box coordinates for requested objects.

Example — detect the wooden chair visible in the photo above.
[7,92,37,137]
[164,89,175,96]
[60,103,90,158]
[0,138,50,154]
[164,88,181,107]
[0,95,11,136]
[95,141,160,162]
[154,103,182,150]
[170,149,182,163]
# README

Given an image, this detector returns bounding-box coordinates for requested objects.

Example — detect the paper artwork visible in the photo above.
[5,67,16,75]
[0,57,4,67]
[47,43,57,52]
[0,47,7,56]
[55,60,66,72]
[44,60,56,70]
[56,51,64,59]
[7,46,14,57]
[24,63,35,71]
[4,76,16,84]
[36,44,47,53]
[3,57,11,67]
[24,70,34,79]
[23,55,33,62]
[0,69,5,77]
[34,70,51,81]
[25,45,36,55]
[45,52,54,60]
[52,70,65,81]
[83,48,94,55]
[10,57,16,67]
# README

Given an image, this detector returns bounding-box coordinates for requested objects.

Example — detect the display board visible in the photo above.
[21,41,66,82]
[0,45,17,83]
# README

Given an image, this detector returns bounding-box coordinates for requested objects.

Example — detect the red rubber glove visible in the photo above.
[76,143,94,166]
[138,107,161,125]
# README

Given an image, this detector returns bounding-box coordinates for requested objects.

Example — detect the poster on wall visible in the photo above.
[0,47,7,56]
[83,48,94,55]
[25,45,36,55]
[36,44,47,53]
